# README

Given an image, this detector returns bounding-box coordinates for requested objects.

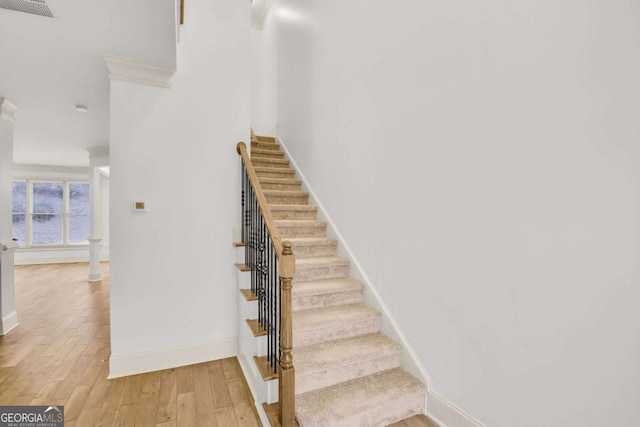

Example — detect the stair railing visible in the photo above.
[237,140,296,427]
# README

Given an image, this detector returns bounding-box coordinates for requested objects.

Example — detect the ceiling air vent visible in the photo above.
[0,0,54,18]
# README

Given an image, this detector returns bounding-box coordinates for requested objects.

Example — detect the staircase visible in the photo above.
[249,135,426,426]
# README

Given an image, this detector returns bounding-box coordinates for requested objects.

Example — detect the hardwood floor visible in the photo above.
[0,262,262,427]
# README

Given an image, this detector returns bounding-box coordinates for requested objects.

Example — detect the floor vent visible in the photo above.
[0,0,54,18]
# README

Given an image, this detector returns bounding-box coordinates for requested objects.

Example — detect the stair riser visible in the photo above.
[271,209,317,220]
[257,136,276,143]
[278,224,326,238]
[252,159,290,169]
[296,351,401,395]
[292,290,363,312]
[298,391,424,427]
[265,193,309,205]
[294,317,379,348]
[292,242,338,258]
[251,142,280,151]
[255,170,295,179]
[294,263,350,282]
[260,182,302,191]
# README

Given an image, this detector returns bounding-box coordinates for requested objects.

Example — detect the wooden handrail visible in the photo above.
[237,141,283,255]
[237,140,296,426]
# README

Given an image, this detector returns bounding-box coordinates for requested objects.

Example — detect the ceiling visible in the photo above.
[0,0,177,167]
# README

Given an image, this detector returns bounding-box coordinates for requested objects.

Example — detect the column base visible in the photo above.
[88,272,103,282]
[88,237,103,282]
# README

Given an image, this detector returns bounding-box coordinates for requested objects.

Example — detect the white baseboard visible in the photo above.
[108,337,238,378]
[1,311,19,335]
[15,256,89,265]
[427,390,486,427]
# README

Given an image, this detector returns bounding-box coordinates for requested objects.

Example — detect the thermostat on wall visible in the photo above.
[132,201,148,212]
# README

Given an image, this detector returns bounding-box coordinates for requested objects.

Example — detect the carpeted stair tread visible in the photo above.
[254,166,295,177]
[275,219,324,227]
[294,256,350,282]
[260,178,302,191]
[293,277,362,296]
[264,190,310,204]
[295,368,425,427]
[251,148,285,158]
[251,141,280,151]
[285,237,338,258]
[259,177,300,184]
[276,220,327,237]
[252,157,290,168]
[270,204,318,220]
[293,303,379,347]
[293,333,402,394]
[256,135,276,143]
[292,278,362,311]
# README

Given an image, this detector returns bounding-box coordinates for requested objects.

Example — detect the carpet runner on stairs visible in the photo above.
[251,136,425,427]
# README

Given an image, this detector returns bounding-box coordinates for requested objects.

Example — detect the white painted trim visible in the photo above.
[103,54,176,89]
[1,311,19,335]
[108,337,238,378]
[0,97,19,122]
[15,257,88,266]
[427,390,486,427]
[14,254,109,266]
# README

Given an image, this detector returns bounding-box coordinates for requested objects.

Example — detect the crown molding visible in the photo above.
[103,54,176,89]
[0,97,19,122]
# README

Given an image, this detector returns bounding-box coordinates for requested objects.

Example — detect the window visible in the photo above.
[12,181,90,247]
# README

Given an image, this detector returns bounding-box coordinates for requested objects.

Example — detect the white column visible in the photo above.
[0,97,19,335]
[88,165,102,281]
[87,146,109,282]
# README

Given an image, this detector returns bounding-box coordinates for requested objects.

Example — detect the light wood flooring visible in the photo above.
[0,262,262,427]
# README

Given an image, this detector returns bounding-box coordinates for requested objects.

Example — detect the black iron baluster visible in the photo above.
[239,153,287,377]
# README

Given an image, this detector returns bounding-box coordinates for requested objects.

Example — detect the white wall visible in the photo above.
[100,173,109,259]
[258,1,640,426]
[251,28,262,133]
[254,15,278,135]
[108,0,249,376]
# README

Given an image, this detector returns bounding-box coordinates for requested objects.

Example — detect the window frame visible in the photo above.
[13,179,90,249]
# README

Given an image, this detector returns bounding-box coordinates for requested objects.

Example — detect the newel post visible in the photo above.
[279,241,295,426]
